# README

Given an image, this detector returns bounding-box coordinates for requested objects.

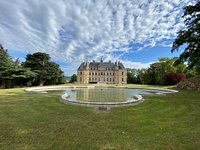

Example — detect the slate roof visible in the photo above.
[77,61,125,71]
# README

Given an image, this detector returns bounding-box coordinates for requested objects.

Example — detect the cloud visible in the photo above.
[0,0,196,75]
[121,60,153,69]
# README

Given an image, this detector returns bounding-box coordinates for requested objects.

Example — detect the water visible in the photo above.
[48,87,159,102]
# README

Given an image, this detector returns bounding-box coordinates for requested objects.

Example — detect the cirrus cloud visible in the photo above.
[0,0,196,75]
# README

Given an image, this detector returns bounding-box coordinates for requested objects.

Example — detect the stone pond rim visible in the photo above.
[25,85,178,108]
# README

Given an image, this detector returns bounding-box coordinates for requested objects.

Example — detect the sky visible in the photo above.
[0,0,196,76]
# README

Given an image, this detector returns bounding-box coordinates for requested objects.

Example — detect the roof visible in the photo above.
[77,61,125,71]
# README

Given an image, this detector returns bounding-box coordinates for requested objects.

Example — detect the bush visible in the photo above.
[164,72,186,85]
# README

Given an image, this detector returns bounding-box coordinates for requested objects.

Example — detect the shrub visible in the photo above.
[164,72,186,85]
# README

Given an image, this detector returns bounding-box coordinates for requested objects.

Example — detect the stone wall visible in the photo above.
[176,75,200,91]
[77,69,127,84]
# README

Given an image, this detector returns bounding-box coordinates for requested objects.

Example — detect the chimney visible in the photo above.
[115,60,119,67]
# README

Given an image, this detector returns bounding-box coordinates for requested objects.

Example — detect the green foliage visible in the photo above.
[0,45,64,88]
[127,68,141,84]
[127,57,195,85]
[142,58,179,85]
[69,74,77,83]
[172,1,200,73]
[0,46,36,88]
[184,68,198,78]
[23,52,64,86]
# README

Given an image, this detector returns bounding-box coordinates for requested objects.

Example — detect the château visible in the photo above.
[77,60,127,84]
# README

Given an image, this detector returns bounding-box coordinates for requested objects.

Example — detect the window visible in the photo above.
[122,78,124,82]
[101,72,103,75]
[80,72,82,75]
[107,72,109,75]
[122,72,123,75]
[89,72,91,75]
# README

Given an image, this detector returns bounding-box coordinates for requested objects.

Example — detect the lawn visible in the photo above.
[0,86,200,150]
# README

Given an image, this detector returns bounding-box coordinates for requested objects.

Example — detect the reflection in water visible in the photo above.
[76,88,128,102]
[63,88,156,102]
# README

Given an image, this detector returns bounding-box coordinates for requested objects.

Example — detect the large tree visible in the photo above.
[172,1,200,73]
[23,52,64,86]
[0,45,36,88]
[140,57,186,85]
[0,45,13,87]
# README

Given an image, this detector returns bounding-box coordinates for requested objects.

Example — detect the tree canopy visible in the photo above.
[127,57,196,85]
[69,74,77,83]
[0,45,36,88]
[0,45,65,88]
[23,52,64,86]
[172,1,200,73]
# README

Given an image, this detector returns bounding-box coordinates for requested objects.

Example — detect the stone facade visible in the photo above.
[77,60,127,84]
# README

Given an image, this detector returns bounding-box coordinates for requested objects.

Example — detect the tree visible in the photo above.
[0,45,36,88]
[69,74,77,83]
[23,52,64,86]
[139,57,188,85]
[137,68,147,84]
[172,1,200,73]
[0,46,14,87]
[143,58,177,85]
[127,68,141,84]
[44,62,64,85]
[164,72,186,85]
[23,52,50,86]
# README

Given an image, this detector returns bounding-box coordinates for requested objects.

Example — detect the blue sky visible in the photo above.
[0,0,195,76]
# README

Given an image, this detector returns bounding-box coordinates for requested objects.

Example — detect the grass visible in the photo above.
[0,86,200,150]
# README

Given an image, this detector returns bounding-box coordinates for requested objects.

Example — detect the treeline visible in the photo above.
[127,57,199,85]
[0,45,65,88]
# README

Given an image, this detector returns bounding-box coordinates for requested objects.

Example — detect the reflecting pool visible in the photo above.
[48,87,164,102]
[25,86,178,107]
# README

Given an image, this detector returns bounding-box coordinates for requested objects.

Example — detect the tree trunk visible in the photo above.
[39,81,44,86]
[0,79,5,88]
[39,79,45,86]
